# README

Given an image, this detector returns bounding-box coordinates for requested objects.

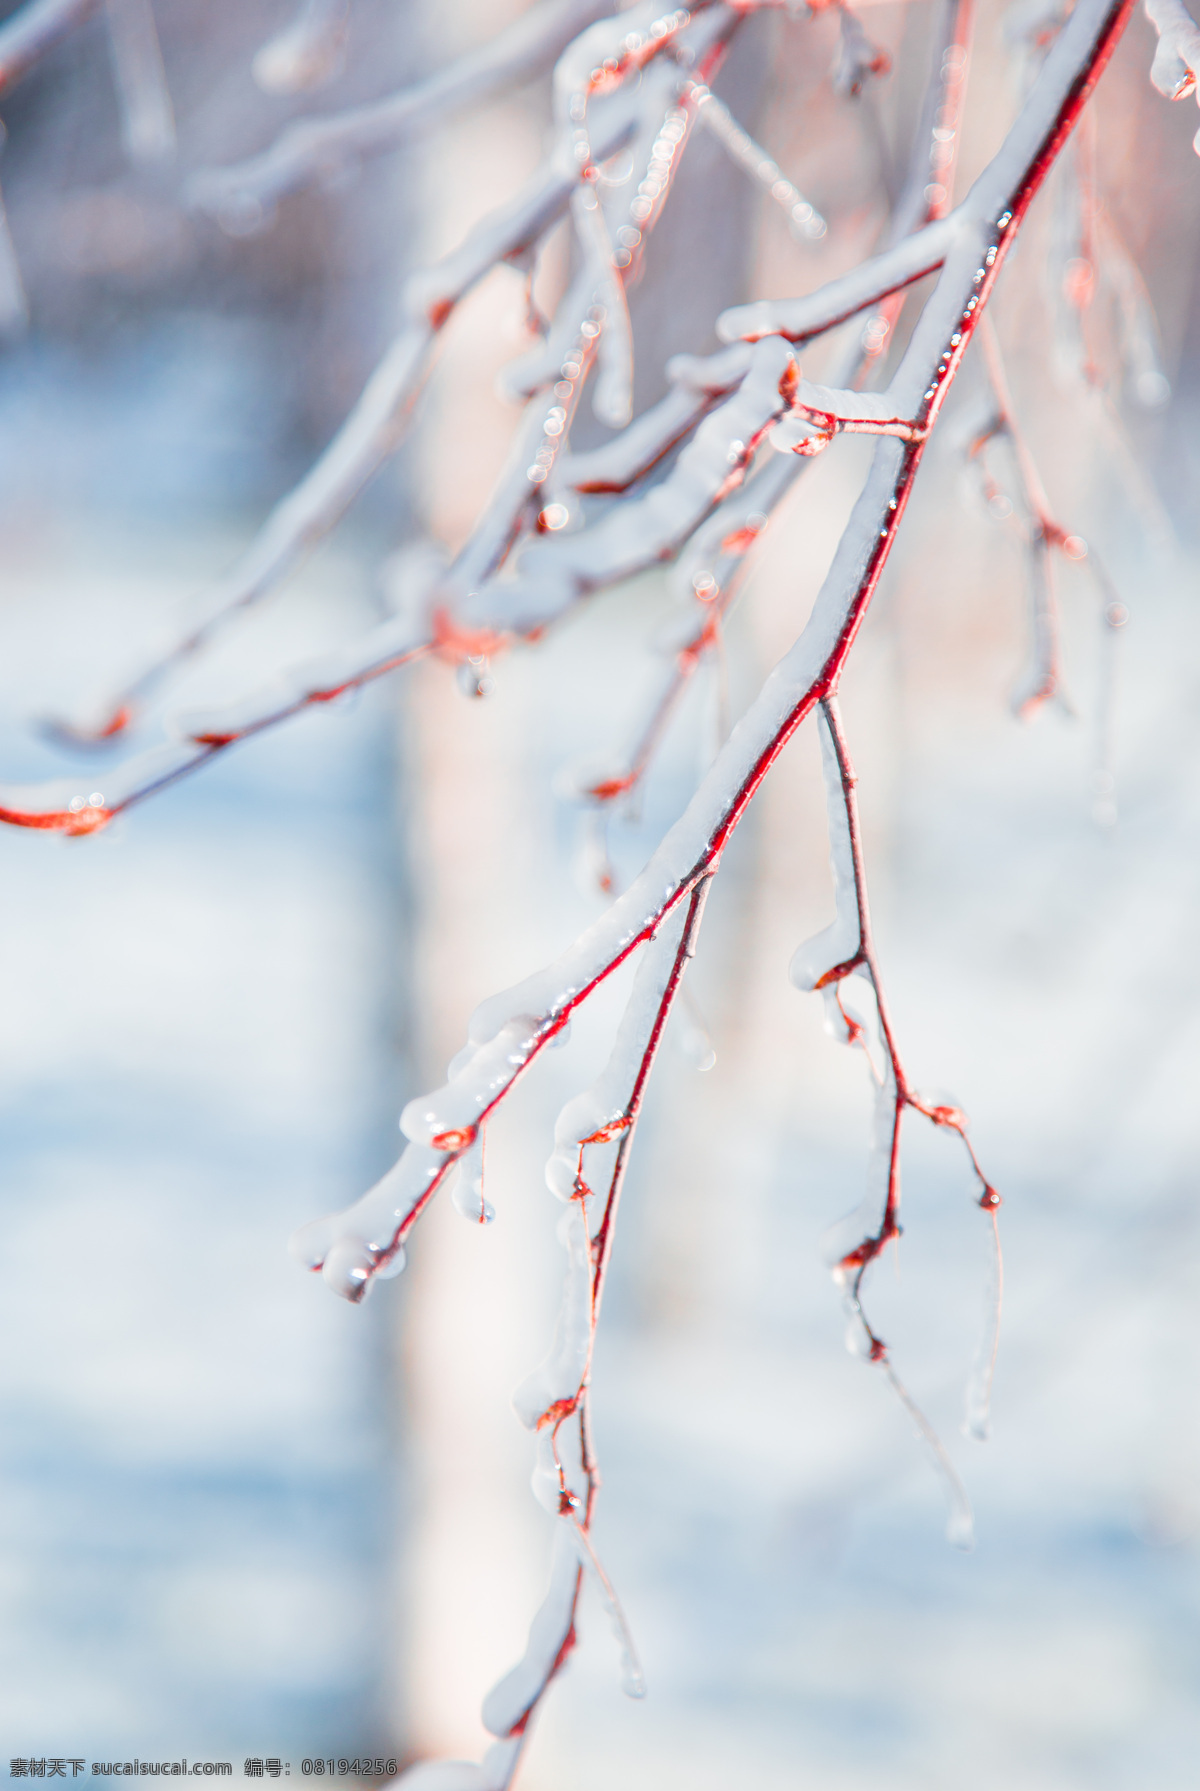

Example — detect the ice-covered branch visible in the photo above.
[190,0,618,218]
[690,79,827,238]
[1144,0,1200,148]
[718,211,960,344]
[293,0,1134,1305]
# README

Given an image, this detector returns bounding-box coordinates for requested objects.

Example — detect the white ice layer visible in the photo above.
[481,1517,581,1738]
[790,708,862,992]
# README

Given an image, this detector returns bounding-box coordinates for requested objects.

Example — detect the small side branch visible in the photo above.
[793,698,1002,1536]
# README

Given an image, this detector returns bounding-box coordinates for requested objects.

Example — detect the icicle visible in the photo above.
[790,707,862,992]
[964,1193,1003,1440]
[572,1521,646,1697]
[692,82,827,239]
[883,1358,976,1548]
[105,0,175,167]
[677,987,716,1071]
[451,1134,495,1225]
[832,5,891,99]
[252,0,350,95]
[572,185,635,429]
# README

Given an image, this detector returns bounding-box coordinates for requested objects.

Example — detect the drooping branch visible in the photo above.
[793,697,1002,1500]
[475,882,708,1779]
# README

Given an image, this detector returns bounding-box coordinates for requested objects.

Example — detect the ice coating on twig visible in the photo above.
[551,1,692,178]
[800,703,988,1549]
[771,376,923,452]
[512,1208,593,1437]
[1144,0,1200,149]
[0,741,216,834]
[460,336,796,632]
[9,0,1126,839]
[0,0,1154,1769]
[105,0,174,167]
[401,1018,545,1148]
[0,0,98,97]
[252,0,349,95]
[481,1518,582,1739]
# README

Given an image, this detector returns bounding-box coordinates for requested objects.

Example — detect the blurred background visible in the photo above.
[0,1,1198,1785]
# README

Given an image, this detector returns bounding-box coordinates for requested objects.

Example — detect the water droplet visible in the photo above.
[678,1021,716,1072]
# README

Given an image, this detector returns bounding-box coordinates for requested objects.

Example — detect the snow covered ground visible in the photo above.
[0,328,404,1759]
